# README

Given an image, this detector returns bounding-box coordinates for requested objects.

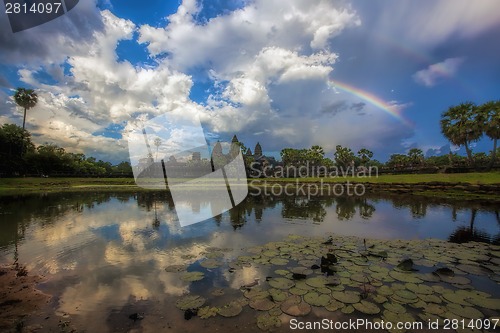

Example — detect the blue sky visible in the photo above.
[0,0,499,163]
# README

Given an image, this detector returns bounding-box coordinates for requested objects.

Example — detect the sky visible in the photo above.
[0,0,499,164]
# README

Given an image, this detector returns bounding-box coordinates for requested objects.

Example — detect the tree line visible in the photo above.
[2,87,498,176]
[0,124,132,176]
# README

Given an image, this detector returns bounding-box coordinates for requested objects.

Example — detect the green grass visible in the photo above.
[0,172,498,196]
[256,172,500,184]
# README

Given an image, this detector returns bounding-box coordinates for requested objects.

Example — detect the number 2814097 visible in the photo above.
[5,2,62,14]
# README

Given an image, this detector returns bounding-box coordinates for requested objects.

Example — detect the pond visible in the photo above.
[0,191,499,332]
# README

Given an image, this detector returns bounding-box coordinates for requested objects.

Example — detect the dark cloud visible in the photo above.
[0,1,104,65]
[350,102,366,113]
[321,100,348,115]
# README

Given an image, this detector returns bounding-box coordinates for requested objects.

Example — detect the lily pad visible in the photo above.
[175,295,206,310]
[218,301,243,317]
[290,287,308,296]
[198,306,218,319]
[305,276,328,288]
[270,258,289,266]
[249,298,276,311]
[303,292,330,307]
[268,277,295,290]
[389,271,423,283]
[447,303,484,319]
[269,288,288,302]
[331,291,361,304]
[405,283,433,295]
[383,302,406,314]
[165,264,188,272]
[280,295,311,316]
[467,297,500,310]
[200,259,222,269]
[256,313,281,331]
[180,271,205,282]
[244,288,269,300]
[353,300,380,315]
[341,305,355,314]
[325,300,345,312]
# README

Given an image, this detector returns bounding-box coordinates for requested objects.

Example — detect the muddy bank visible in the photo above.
[0,264,50,332]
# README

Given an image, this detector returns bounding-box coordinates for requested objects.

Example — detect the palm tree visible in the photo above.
[14,88,38,130]
[440,102,483,165]
[479,100,500,169]
[357,148,373,165]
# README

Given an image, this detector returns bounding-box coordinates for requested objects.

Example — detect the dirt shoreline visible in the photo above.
[0,264,51,332]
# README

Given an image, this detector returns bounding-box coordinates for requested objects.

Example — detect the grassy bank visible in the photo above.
[261,171,500,184]
[0,172,499,196]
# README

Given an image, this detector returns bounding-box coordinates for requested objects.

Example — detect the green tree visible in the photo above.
[479,100,500,169]
[14,88,38,130]
[407,148,424,167]
[387,154,409,170]
[0,124,35,175]
[357,148,373,165]
[440,102,483,164]
[334,145,355,168]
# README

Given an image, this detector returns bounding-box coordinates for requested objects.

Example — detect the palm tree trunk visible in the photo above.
[22,107,27,130]
[464,141,473,165]
[488,138,497,170]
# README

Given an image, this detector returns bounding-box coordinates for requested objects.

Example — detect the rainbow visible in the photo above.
[326,79,413,127]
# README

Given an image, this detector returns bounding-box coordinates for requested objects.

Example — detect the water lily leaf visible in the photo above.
[396,259,415,271]
[303,292,330,307]
[198,306,218,319]
[165,264,188,272]
[244,288,269,300]
[218,301,243,317]
[383,302,406,314]
[268,277,295,290]
[200,259,222,269]
[270,258,289,266]
[405,283,433,295]
[424,303,446,315]
[395,289,417,300]
[456,264,493,276]
[466,297,500,310]
[175,295,206,310]
[331,291,361,304]
[341,305,355,314]
[369,294,388,304]
[305,276,328,288]
[180,271,205,282]
[433,267,454,278]
[353,300,380,315]
[418,294,442,304]
[442,292,471,306]
[389,271,423,283]
[269,288,288,302]
[447,303,484,319]
[290,287,308,296]
[325,300,345,312]
[377,285,394,297]
[205,251,224,259]
[274,269,290,276]
[256,313,281,331]
[249,298,276,311]
[280,295,311,316]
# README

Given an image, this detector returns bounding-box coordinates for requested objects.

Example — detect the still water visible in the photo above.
[0,191,499,332]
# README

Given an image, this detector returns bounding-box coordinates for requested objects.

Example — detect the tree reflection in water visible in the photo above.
[0,192,499,253]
